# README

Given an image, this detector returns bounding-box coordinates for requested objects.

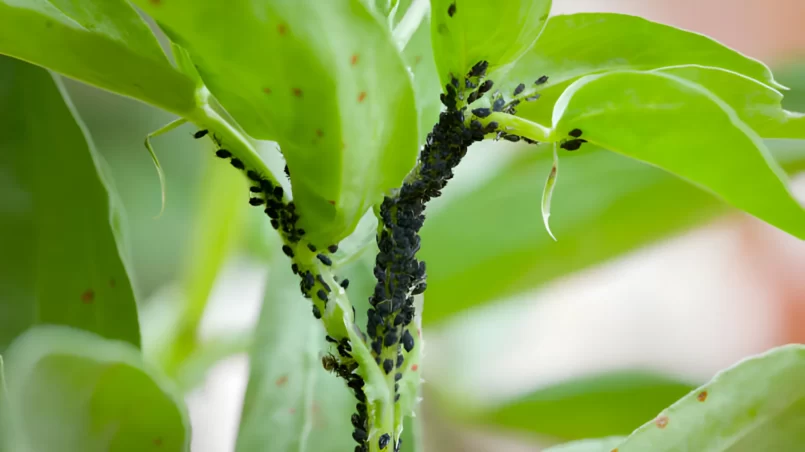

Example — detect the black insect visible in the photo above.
[270,219,279,230]
[284,164,290,178]
[384,331,398,347]
[215,149,232,159]
[447,2,456,16]
[396,353,404,368]
[246,170,260,182]
[291,264,299,274]
[379,433,391,450]
[282,245,294,257]
[525,94,541,102]
[230,158,245,170]
[569,128,583,138]
[249,186,262,193]
[477,79,494,94]
[394,394,400,402]
[193,129,209,139]
[351,414,364,429]
[383,359,393,374]
[265,208,279,219]
[328,244,339,253]
[312,305,322,319]
[503,135,521,143]
[317,289,328,302]
[372,340,382,355]
[535,75,549,85]
[469,60,488,78]
[297,228,305,236]
[340,279,350,290]
[492,98,505,112]
[401,330,414,352]
[352,428,368,443]
[411,282,427,295]
[317,253,333,266]
[561,138,587,151]
[249,198,265,206]
[472,108,491,118]
[307,243,317,252]
[273,186,284,198]
[316,275,331,292]
[394,373,402,381]
[513,83,526,96]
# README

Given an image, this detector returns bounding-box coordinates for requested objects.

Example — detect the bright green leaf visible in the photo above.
[134,0,419,246]
[0,0,197,115]
[430,0,552,87]
[544,437,626,452]
[505,13,786,128]
[553,71,805,239]
[236,258,354,452]
[0,56,140,350]
[421,140,805,325]
[1,325,190,452]
[615,345,805,451]
[653,65,805,139]
[474,371,695,441]
[404,12,442,145]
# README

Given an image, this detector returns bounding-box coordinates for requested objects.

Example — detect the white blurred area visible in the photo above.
[172,1,805,451]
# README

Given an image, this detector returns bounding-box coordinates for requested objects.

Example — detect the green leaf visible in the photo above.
[429,0,552,86]
[0,56,140,350]
[553,71,805,239]
[544,437,626,452]
[236,258,354,452]
[615,345,805,451]
[134,0,419,246]
[421,140,805,325]
[505,13,787,128]
[404,13,442,145]
[652,65,805,139]
[0,0,198,115]
[1,325,190,452]
[474,371,696,441]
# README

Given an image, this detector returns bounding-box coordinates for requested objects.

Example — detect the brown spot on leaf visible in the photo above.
[149,0,161,5]
[655,415,669,429]
[413,55,422,66]
[316,129,324,138]
[81,290,95,304]
[277,24,287,35]
[292,88,303,97]
[697,391,708,402]
[357,91,366,103]
[153,438,163,446]
[275,375,288,386]
[327,200,335,205]
[263,87,272,95]
[411,364,418,371]
[611,449,618,452]
[288,407,296,414]
[109,278,116,288]
[351,54,359,66]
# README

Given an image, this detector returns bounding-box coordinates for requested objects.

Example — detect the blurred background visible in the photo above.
[61,0,805,450]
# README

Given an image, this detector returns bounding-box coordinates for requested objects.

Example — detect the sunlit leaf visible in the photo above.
[421,140,805,325]
[615,345,805,451]
[0,0,197,115]
[134,0,419,246]
[553,71,805,238]
[504,13,787,128]
[1,325,190,452]
[544,437,626,452]
[429,0,552,86]
[0,56,140,350]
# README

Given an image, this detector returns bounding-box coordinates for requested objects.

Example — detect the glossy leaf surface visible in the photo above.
[0,56,140,350]
[505,13,786,128]
[2,325,189,452]
[616,345,805,451]
[553,71,805,239]
[430,0,552,86]
[135,0,419,245]
[0,0,197,115]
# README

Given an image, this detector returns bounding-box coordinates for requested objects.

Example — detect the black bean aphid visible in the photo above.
[307,243,317,252]
[396,353,404,368]
[352,429,367,442]
[447,2,456,16]
[469,60,488,78]
[492,98,505,112]
[503,134,521,143]
[513,83,525,96]
[394,373,402,381]
[249,198,265,206]
[340,279,350,290]
[273,186,283,198]
[194,130,209,139]
[561,138,587,151]
[247,170,262,182]
[478,80,494,94]
[401,330,414,352]
[525,94,541,102]
[569,128,583,138]
[270,219,279,230]
[379,433,391,450]
[328,244,338,253]
[536,75,549,85]
[472,108,491,118]
[282,245,294,257]
[317,254,332,266]
[230,158,245,170]
[249,186,262,193]
[215,149,232,159]
[312,305,322,319]
[372,340,382,355]
[317,289,328,302]
[395,394,400,402]
[384,331,398,346]
[383,359,393,373]
[291,264,299,274]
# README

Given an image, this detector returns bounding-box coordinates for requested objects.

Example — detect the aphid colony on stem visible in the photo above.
[191,48,580,451]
